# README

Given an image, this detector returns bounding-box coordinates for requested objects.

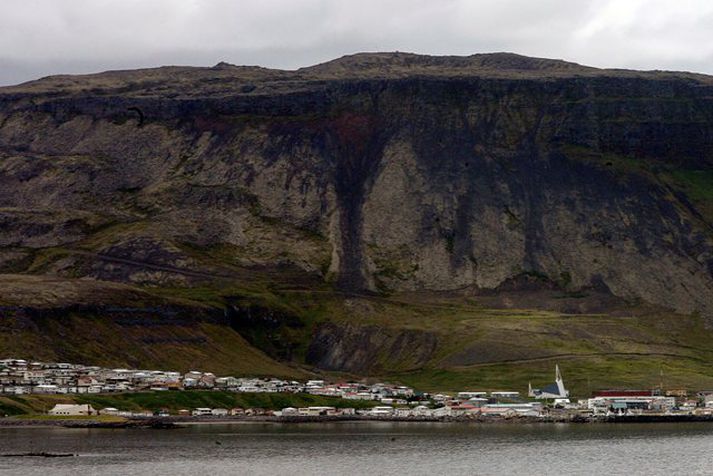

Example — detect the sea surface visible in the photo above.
[1,421,712,475]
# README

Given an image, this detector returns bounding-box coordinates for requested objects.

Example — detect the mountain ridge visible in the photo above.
[3,51,713,97]
[1,52,713,391]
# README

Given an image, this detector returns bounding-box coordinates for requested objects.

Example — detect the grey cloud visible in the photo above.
[1,0,712,86]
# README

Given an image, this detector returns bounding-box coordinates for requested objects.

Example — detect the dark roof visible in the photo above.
[540,383,562,395]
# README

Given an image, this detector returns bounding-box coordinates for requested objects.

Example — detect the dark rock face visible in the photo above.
[306,322,438,373]
[1,53,713,318]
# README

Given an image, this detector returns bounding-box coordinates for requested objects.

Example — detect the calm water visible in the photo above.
[1,421,712,475]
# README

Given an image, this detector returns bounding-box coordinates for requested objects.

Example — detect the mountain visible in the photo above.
[2,52,713,393]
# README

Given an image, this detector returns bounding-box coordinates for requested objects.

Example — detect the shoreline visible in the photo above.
[3,413,713,428]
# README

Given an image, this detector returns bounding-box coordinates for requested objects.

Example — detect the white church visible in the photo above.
[528,365,569,400]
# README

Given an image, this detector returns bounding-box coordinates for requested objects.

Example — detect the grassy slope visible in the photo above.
[5,274,713,397]
[0,317,304,379]
[312,292,713,396]
[0,391,377,416]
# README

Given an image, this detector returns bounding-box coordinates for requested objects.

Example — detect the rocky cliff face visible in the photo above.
[1,52,713,319]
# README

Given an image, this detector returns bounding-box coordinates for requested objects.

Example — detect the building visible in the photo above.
[49,404,97,416]
[457,391,487,399]
[368,406,394,416]
[491,391,521,399]
[482,403,543,417]
[297,406,337,416]
[529,365,569,399]
[587,390,676,414]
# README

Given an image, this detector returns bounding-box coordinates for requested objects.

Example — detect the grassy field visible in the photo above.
[0,317,306,379]
[305,291,713,396]
[0,391,378,417]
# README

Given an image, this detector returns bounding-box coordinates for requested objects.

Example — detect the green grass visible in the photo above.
[13,414,126,422]
[668,169,713,203]
[77,391,378,412]
[664,169,713,221]
[0,392,378,416]
[0,401,27,416]
[390,354,713,397]
[560,144,713,222]
[306,293,713,396]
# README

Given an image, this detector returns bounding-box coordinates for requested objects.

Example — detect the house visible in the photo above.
[481,406,518,418]
[211,408,229,416]
[466,397,489,407]
[191,407,212,416]
[411,405,432,416]
[298,406,336,416]
[33,384,59,394]
[49,404,97,416]
[706,395,713,409]
[587,391,676,414]
[368,406,394,416]
[457,391,487,399]
[449,402,481,416]
[491,391,521,399]
[482,403,543,417]
[432,406,452,417]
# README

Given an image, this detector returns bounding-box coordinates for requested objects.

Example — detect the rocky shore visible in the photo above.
[4,413,713,428]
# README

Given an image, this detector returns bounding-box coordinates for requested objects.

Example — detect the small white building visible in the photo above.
[369,406,394,416]
[33,384,59,394]
[298,406,336,416]
[458,391,488,399]
[491,391,521,399]
[49,404,97,416]
[705,395,713,409]
[482,403,543,417]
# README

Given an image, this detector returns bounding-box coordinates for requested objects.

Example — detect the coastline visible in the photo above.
[3,413,713,428]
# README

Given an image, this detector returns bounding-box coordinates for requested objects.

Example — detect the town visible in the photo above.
[2,358,713,422]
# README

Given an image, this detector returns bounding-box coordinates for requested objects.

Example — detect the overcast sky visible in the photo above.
[1,0,712,85]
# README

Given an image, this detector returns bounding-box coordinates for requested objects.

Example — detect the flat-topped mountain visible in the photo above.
[4,52,711,98]
[2,53,713,390]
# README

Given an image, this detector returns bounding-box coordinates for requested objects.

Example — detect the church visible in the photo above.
[528,365,569,399]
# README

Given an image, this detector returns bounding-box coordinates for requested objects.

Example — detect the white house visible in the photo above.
[298,406,336,416]
[49,404,97,416]
[458,391,488,399]
[491,391,521,399]
[368,406,394,416]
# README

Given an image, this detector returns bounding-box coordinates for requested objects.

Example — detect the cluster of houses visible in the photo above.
[0,358,416,398]
[5,358,713,419]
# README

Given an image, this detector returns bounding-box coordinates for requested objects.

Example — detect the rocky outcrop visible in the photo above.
[306,322,438,373]
[1,53,713,319]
